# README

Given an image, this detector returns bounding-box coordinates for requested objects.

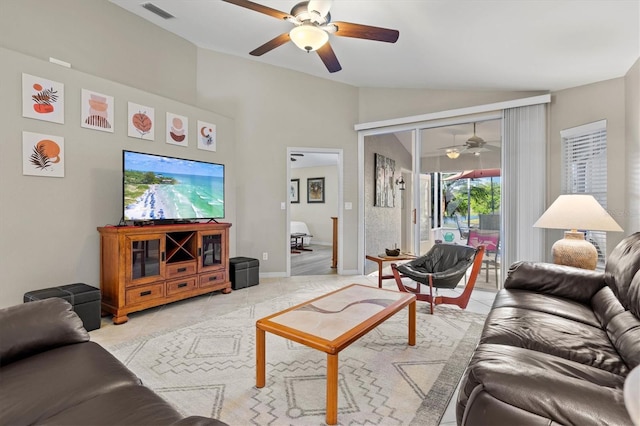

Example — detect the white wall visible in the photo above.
[625,59,640,233]
[194,49,359,273]
[291,165,339,245]
[364,134,412,274]
[0,47,235,308]
[548,78,628,253]
[0,0,198,104]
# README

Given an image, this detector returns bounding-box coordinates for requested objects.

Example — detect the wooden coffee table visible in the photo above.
[256,284,416,425]
[366,253,416,288]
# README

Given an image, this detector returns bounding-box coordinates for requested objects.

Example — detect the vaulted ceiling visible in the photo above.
[110,0,639,91]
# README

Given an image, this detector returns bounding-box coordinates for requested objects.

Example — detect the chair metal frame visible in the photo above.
[467,229,500,287]
[391,245,485,314]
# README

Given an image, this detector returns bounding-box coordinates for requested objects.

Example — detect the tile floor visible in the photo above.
[91,272,497,426]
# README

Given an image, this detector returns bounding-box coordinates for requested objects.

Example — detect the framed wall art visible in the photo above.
[307,177,325,203]
[197,120,216,151]
[22,131,64,177]
[127,102,154,140]
[290,179,300,203]
[81,89,114,132]
[22,73,64,124]
[375,153,395,207]
[166,112,188,146]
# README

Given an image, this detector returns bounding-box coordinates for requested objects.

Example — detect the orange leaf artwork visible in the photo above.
[22,73,64,124]
[132,112,152,137]
[22,131,65,177]
[127,102,155,140]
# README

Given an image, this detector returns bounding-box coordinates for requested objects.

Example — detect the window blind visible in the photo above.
[560,119,607,268]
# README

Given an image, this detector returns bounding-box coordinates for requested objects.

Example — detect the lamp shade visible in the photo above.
[533,194,622,232]
[534,194,623,270]
[290,24,329,52]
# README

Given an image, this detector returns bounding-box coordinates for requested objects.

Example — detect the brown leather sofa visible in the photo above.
[457,232,640,426]
[0,297,228,426]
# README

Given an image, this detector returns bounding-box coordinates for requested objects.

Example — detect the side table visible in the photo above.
[366,253,416,288]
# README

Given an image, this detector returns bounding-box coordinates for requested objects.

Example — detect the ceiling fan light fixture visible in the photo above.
[446,149,460,159]
[290,23,329,51]
[467,135,484,144]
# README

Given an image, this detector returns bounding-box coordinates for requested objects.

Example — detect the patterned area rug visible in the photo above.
[107,284,486,425]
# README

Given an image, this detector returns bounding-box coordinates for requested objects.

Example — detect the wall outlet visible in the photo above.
[262,252,268,260]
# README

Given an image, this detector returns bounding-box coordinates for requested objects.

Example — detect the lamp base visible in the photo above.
[551,231,598,270]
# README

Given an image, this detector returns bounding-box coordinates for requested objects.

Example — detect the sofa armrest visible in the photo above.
[0,298,89,366]
[504,261,605,304]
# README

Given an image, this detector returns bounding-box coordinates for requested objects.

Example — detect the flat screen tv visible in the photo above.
[123,150,224,222]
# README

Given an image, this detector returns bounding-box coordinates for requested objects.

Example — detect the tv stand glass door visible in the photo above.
[126,234,165,284]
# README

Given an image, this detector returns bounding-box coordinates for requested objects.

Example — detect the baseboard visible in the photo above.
[259,272,287,278]
[260,270,359,277]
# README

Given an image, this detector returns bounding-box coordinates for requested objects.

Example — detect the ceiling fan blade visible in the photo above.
[249,33,291,56]
[222,0,292,20]
[316,42,342,73]
[332,21,399,43]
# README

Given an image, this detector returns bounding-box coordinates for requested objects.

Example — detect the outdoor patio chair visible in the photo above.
[391,243,485,314]
[467,229,500,287]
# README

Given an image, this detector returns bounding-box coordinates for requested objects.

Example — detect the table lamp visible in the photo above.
[533,194,623,269]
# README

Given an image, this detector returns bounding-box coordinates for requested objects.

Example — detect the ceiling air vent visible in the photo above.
[141,2,175,19]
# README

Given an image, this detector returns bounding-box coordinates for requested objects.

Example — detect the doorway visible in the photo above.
[287,148,343,276]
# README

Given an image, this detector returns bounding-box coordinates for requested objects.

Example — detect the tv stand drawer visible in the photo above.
[199,271,226,288]
[126,283,164,305]
[167,277,198,295]
[167,261,197,278]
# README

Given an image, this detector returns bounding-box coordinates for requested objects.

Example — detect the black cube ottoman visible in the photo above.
[229,257,259,290]
[24,283,101,331]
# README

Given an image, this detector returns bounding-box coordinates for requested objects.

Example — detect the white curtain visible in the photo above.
[501,104,547,278]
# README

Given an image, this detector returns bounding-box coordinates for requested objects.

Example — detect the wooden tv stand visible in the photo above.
[98,222,232,324]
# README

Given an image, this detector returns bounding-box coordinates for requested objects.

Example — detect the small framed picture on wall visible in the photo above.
[307,177,325,203]
[290,179,300,203]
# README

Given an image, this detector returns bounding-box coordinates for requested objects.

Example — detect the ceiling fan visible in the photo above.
[222,0,399,73]
[439,123,500,159]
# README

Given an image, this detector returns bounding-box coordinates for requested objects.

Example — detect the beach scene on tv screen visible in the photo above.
[124,152,224,221]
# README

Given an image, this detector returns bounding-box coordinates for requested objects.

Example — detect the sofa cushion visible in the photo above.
[480,306,627,375]
[591,286,627,328]
[0,342,141,425]
[37,384,229,426]
[0,298,88,366]
[36,384,183,425]
[604,232,640,316]
[492,289,601,328]
[458,343,630,426]
[606,310,640,371]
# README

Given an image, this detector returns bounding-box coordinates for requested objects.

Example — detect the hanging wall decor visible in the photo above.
[22,73,65,124]
[290,178,300,203]
[166,112,188,146]
[375,153,395,207]
[22,131,64,177]
[127,102,155,140]
[81,89,114,132]
[307,177,325,203]
[197,120,216,151]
